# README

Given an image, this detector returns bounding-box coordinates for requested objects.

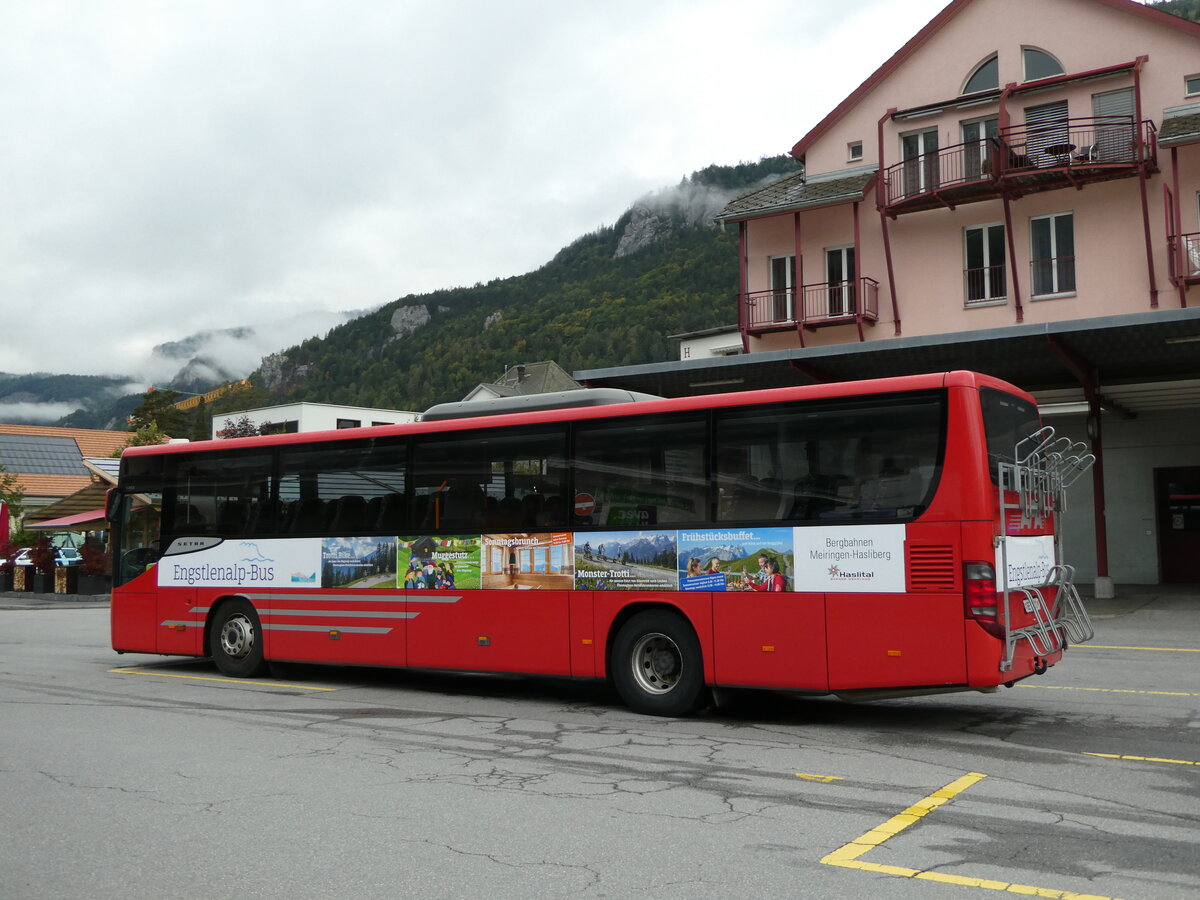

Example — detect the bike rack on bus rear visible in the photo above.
[996,427,1096,672]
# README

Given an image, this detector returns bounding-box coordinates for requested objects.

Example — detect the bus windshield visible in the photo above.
[980,387,1042,484]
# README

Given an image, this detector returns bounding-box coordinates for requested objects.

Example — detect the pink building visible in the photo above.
[724,0,1198,351]
[581,0,1200,591]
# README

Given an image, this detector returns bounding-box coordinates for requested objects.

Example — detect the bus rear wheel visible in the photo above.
[611,610,707,717]
[211,599,268,678]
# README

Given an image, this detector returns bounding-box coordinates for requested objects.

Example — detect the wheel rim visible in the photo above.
[219,613,256,660]
[630,632,682,695]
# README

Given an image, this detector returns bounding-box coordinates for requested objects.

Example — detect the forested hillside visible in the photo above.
[1151,0,1200,22]
[258,156,799,411]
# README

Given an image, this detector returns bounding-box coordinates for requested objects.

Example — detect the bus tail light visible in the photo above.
[964,561,1004,639]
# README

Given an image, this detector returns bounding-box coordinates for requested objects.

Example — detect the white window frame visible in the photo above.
[768,254,796,322]
[900,127,939,196]
[825,244,856,316]
[1022,47,1065,82]
[962,53,999,95]
[1030,212,1076,298]
[961,116,999,178]
[847,141,863,162]
[963,223,1007,306]
[1186,74,1200,97]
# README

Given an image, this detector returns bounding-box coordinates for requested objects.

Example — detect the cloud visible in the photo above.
[0,402,85,424]
[0,0,946,381]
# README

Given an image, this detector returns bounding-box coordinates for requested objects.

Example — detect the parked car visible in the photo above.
[12,547,82,567]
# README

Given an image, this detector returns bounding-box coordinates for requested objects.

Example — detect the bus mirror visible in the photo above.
[105,489,118,522]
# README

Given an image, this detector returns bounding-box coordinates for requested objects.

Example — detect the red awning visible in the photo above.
[25,509,108,530]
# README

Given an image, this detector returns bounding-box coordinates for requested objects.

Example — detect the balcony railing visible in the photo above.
[744,277,879,331]
[963,265,1007,306]
[882,117,1157,212]
[1030,255,1077,297]
[1169,232,1200,284]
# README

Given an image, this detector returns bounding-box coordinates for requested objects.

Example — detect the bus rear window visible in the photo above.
[980,388,1042,483]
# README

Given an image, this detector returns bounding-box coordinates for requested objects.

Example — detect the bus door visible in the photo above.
[109,485,163,655]
[404,428,573,675]
[403,533,572,674]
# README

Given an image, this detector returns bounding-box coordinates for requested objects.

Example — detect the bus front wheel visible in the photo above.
[611,610,708,716]
[210,599,268,678]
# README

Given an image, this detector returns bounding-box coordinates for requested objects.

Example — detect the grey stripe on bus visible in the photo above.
[241,593,461,604]
[263,624,392,634]
[258,609,417,619]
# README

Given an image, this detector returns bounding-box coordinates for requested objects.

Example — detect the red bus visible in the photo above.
[108,371,1094,716]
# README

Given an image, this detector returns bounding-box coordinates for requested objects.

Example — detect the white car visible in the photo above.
[12,547,83,567]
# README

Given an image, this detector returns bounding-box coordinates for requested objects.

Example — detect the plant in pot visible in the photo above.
[29,536,57,593]
[78,538,110,595]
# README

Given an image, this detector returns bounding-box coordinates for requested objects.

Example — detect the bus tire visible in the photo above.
[210,599,268,678]
[611,610,708,717]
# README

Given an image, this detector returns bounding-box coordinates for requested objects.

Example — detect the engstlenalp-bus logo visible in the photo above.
[238,541,275,564]
[828,565,875,580]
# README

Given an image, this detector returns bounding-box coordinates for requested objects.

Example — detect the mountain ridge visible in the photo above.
[1,154,799,428]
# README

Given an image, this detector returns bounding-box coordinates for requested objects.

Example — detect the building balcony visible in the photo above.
[743,277,879,341]
[882,117,1157,216]
[963,265,1008,307]
[1030,255,1077,298]
[1169,233,1200,285]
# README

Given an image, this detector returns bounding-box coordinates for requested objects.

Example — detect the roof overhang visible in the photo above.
[25,508,108,531]
[575,308,1200,414]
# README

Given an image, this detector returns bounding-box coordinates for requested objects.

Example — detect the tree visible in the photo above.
[29,535,56,577]
[1150,0,1200,24]
[188,398,212,442]
[0,464,32,546]
[216,415,261,439]
[0,464,25,527]
[112,423,171,455]
[127,387,191,437]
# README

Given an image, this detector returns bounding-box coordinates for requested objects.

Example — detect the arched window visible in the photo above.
[963,54,999,95]
[1023,47,1064,81]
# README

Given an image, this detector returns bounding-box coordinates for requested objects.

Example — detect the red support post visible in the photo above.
[1171,147,1188,308]
[794,211,805,346]
[738,222,750,353]
[1003,194,1023,323]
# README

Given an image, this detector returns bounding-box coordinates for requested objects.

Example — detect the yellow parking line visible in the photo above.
[109,666,336,691]
[822,772,1125,899]
[1076,644,1200,653]
[1018,685,1200,697]
[1083,752,1199,767]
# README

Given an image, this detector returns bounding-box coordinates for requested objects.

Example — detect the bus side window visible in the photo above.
[412,424,568,534]
[573,412,708,528]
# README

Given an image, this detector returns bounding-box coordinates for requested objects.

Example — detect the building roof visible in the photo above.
[83,458,121,484]
[1158,110,1200,147]
[788,0,1200,161]
[716,170,877,223]
[575,307,1200,414]
[12,474,93,499]
[0,424,129,498]
[462,361,582,403]
[0,424,130,459]
[24,481,111,528]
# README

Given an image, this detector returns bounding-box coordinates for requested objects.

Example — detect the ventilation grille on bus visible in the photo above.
[907,544,958,592]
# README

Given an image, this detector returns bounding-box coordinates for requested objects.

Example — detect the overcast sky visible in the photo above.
[1,0,948,391]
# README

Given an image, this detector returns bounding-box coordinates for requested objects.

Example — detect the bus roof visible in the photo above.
[120,370,1032,459]
[421,388,664,421]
